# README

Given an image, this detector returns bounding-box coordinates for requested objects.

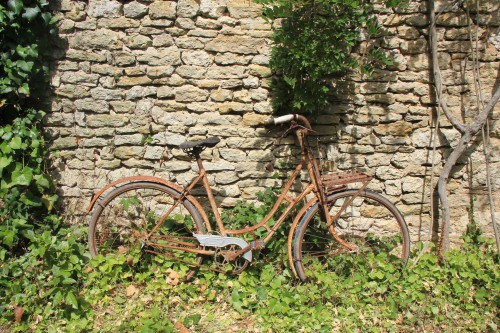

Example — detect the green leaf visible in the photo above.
[10,137,22,149]
[7,0,23,15]
[0,156,12,171]
[22,6,41,21]
[42,194,58,211]
[65,291,78,309]
[20,190,42,207]
[11,166,33,186]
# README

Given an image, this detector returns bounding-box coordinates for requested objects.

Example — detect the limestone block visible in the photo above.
[221,79,243,89]
[175,85,209,102]
[124,1,148,18]
[218,102,253,113]
[210,89,233,102]
[397,26,420,39]
[436,12,468,27]
[125,35,152,49]
[254,101,272,114]
[215,171,239,185]
[114,52,136,66]
[75,20,97,30]
[196,17,223,29]
[385,179,402,196]
[400,39,428,54]
[109,101,135,114]
[187,102,217,112]
[240,18,271,30]
[137,47,181,66]
[152,35,175,47]
[199,0,227,18]
[157,86,175,99]
[181,50,213,66]
[366,154,392,168]
[144,146,165,160]
[114,134,144,146]
[220,148,246,162]
[188,29,218,38]
[243,76,259,88]
[178,0,200,18]
[126,86,157,100]
[88,0,122,18]
[227,4,261,19]
[206,66,247,79]
[149,1,176,19]
[74,98,109,113]
[52,137,78,150]
[55,85,91,99]
[96,159,121,169]
[86,114,128,128]
[406,14,428,27]
[60,71,100,87]
[176,18,196,29]
[374,121,412,137]
[215,53,252,65]
[117,76,152,87]
[91,87,122,101]
[375,166,403,180]
[69,29,122,50]
[402,176,425,193]
[248,150,273,161]
[248,64,271,78]
[114,146,145,159]
[205,35,266,54]
[175,37,205,49]
[176,65,208,79]
[146,65,175,78]
[242,113,267,127]
[98,17,141,29]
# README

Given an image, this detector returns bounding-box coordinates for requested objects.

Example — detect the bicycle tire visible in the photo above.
[88,181,206,279]
[293,189,410,282]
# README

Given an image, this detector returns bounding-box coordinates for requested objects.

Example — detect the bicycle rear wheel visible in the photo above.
[293,189,410,282]
[88,181,206,279]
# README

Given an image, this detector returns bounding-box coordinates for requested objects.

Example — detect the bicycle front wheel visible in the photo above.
[293,189,410,282]
[88,181,206,278]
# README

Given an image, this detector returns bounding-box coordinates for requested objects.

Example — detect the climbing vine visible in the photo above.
[0,0,58,256]
[257,0,401,116]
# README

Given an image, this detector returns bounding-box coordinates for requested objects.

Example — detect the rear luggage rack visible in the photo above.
[321,171,372,193]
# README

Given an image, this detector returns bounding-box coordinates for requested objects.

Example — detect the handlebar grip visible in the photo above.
[264,114,295,125]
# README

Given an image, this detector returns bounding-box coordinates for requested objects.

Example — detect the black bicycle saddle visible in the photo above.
[178,136,220,150]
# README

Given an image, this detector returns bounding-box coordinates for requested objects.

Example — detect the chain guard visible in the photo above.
[193,234,253,262]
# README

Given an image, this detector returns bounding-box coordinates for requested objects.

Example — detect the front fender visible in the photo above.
[85,176,211,232]
[287,196,320,278]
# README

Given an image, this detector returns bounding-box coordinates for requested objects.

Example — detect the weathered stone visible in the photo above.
[205,35,266,54]
[178,0,200,18]
[206,66,246,79]
[196,17,222,29]
[248,64,271,78]
[110,101,135,113]
[90,87,122,101]
[233,90,251,103]
[374,121,413,136]
[157,86,175,99]
[70,29,122,50]
[137,47,181,66]
[215,53,252,65]
[219,149,246,162]
[98,17,140,29]
[60,71,100,87]
[186,102,217,112]
[253,101,272,114]
[55,85,91,99]
[146,66,175,78]
[218,102,253,113]
[406,54,429,71]
[124,1,148,18]
[126,35,152,49]
[114,134,144,146]
[227,4,261,19]
[400,39,428,54]
[124,67,146,77]
[125,86,157,100]
[210,89,233,102]
[86,114,128,128]
[114,52,136,66]
[88,0,122,18]
[149,1,176,19]
[74,98,109,113]
[187,29,218,38]
[436,12,468,27]
[176,18,196,29]
[117,76,152,87]
[152,34,175,47]
[174,37,204,49]
[114,146,145,159]
[181,50,213,66]
[52,137,78,150]
[175,85,209,102]
[176,65,207,79]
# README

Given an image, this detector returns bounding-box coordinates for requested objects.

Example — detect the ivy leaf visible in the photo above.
[7,0,23,15]
[42,194,58,211]
[11,166,33,186]
[20,190,42,207]
[65,291,78,309]
[10,137,22,150]
[22,6,41,21]
[0,156,12,171]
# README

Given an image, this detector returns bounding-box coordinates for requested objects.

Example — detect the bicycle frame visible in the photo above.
[141,126,357,260]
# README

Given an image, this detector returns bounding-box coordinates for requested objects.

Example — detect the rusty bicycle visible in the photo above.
[86,114,410,281]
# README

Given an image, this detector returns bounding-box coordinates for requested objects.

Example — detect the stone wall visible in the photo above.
[46,0,500,245]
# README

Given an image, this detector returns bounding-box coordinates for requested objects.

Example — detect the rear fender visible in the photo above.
[85,176,211,232]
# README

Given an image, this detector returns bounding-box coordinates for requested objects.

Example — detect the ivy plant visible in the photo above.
[256,0,400,116]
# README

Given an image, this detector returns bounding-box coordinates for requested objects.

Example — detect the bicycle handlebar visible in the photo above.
[264,114,312,131]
